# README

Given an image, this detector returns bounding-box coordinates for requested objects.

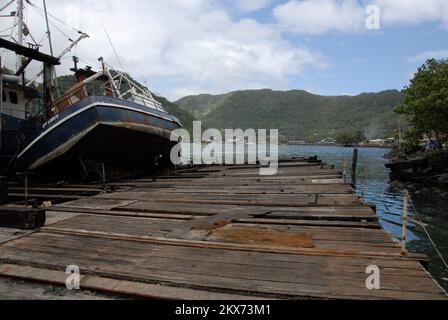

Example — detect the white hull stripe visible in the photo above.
[29,124,98,170]
[18,102,179,159]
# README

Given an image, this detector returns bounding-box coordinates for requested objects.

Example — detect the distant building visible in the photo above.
[289,141,307,145]
[369,139,387,146]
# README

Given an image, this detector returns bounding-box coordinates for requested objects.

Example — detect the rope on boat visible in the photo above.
[407,194,448,273]
[26,0,83,34]
[0,0,15,14]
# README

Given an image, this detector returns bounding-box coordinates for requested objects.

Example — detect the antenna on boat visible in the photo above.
[0,1,15,14]
[102,25,124,70]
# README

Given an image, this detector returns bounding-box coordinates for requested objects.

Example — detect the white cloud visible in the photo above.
[4,0,448,101]
[273,0,448,35]
[406,49,448,63]
[373,0,448,27]
[273,0,365,34]
[0,0,326,100]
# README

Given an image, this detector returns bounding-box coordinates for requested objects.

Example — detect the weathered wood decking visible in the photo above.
[0,158,447,300]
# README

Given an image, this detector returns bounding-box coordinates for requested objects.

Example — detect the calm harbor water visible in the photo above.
[182,143,448,290]
[280,145,448,291]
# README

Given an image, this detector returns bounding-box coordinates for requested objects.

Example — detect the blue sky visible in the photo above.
[292,23,448,95]
[225,0,448,96]
[1,0,448,99]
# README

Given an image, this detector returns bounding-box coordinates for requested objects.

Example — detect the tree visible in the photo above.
[336,130,364,146]
[396,59,448,149]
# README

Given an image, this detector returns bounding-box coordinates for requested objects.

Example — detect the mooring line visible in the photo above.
[407,194,448,273]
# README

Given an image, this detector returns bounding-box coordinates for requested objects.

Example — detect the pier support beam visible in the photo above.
[402,190,409,255]
[351,148,358,185]
[0,176,7,205]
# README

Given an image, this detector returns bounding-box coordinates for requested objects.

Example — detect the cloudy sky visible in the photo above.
[1,0,448,100]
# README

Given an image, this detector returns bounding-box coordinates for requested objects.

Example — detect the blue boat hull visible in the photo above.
[6,95,182,180]
[0,114,27,175]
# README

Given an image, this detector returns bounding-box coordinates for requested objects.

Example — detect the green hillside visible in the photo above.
[152,95,195,133]
[176,89,403,141]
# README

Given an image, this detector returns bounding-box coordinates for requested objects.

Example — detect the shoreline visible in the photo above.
[284,143,392,149]
[385,148,448,196]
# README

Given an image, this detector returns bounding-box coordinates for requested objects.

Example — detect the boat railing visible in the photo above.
[25,60,170,126]
[48,68,168,117]
[104,66,168,114]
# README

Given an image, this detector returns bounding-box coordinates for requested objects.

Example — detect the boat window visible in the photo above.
[1,90,5,102]
[9,91,18,104]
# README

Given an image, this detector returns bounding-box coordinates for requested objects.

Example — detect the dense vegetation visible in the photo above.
[152,95,195,133]
[177,89,403,142]
[396,59,448,151]
[387,59,448,192]
[335,130,365,146]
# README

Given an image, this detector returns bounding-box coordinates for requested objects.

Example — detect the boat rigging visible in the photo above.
[1,0,182,181]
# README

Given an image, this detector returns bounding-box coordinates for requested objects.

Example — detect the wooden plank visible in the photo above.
[38,227,426,260]
[7,187,104,195]
[0,276,111,300]
[41,214,401,248]
[155,184,354,195]
[56,199,138,210]
[93,192,361,207]
[0,264,264,300]
[0,231,430,271]
[235,217,380,229]
[0,233,445,300]
[48,208,196,220]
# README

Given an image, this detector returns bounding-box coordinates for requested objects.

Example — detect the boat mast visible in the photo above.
[42,0,54,56]
[16,0,24,72]
[42,0,60,97]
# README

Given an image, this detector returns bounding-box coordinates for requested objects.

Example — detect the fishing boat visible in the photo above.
[0,0,182,181]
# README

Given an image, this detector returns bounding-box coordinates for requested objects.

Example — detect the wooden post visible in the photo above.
[343,159,347,183]
[402,190,409,255]
[78,157,91,183]
[24,170,28,206]
[360,167,366,203]
[102,163,107,191]
[0,176,7,205]
[351,148,358,185]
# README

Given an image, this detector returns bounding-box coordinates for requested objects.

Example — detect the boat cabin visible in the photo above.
[1,79,42,120]
[0,38,60,122]
[1,86,24,119]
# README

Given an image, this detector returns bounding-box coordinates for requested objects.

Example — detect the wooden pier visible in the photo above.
[0,158,447,300]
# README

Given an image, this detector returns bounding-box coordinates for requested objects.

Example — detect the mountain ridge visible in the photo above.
[176,88,403,141]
